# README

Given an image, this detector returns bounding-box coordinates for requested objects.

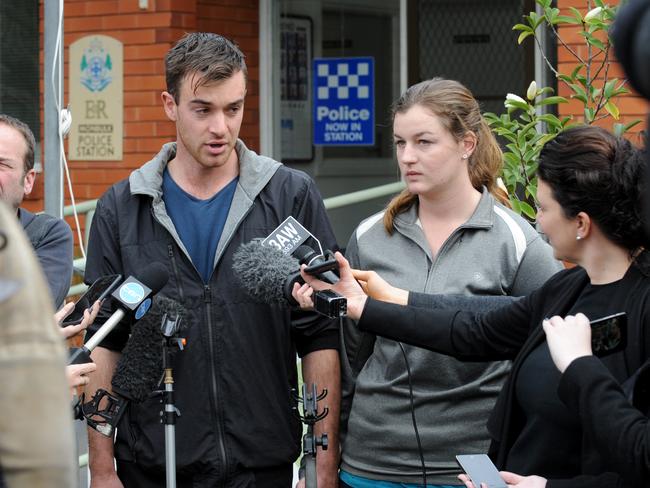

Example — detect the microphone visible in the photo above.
[293,245,339,284]
[232,241,347,318]
[232,241,302,306]
[69,262,169,365]
[81,296,185,436]
[111,296,184,402]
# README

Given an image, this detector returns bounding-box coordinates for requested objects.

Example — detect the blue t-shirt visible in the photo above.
[162,168,238,283]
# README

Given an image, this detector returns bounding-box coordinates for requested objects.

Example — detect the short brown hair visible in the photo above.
[165,32,247,102]
[0,114,36,174]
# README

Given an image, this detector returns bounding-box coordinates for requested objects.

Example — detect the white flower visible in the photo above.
[526,81,537,101]
[496,177,508,195]
[505,93,527,108]
[584,6,603,22]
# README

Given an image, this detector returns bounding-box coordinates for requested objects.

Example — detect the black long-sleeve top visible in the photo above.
[357,264,650,488]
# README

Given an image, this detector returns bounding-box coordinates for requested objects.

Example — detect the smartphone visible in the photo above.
[456,454,507,488]
[61,274,122,326]
[590,312,627,357]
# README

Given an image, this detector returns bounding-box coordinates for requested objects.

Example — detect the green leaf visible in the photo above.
[538,133,558,147]
[526,184,538,200]
[512,23,533,32]
[537,114,563,129]
[517,128,527,148]
[603,79,617,98]
[505,99,531,112]
[568,7,584,23]
[509,198,522,215]
[586,36,606,51]
[613,85,630,97]
[518,30,534,44]
[584,107,595,122]
[556,14,582,24]
[569,83,588,104]
[537,95,568,106]
[557,74,572,84]
[526,161,539,177]
[624,119,643,131]
[545,7,560,25]
[536,0,552,9]
[604,101,620,119]
[503,152,519,167]
[520,202,537,219]
[570,64,583,79]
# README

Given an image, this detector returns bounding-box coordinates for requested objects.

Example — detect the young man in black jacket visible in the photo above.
[84,33,340,488]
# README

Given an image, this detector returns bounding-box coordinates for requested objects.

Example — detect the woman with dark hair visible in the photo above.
[294,125,650,487]
[319,78,559,488]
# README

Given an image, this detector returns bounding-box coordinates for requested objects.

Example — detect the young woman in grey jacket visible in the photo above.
[330,79,561,487]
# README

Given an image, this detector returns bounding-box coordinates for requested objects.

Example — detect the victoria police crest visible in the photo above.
[80,38,112,92]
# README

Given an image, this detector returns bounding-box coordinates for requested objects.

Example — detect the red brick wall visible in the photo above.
[556,0,648,143]
[30,0,260,245]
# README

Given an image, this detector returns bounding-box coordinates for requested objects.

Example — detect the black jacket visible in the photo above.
[84,141,339,480]
[358,264,650,488]
[558,355,650,487]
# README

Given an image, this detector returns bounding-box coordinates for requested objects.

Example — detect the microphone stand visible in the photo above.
[159,313,184,488]
[293,384,328,488]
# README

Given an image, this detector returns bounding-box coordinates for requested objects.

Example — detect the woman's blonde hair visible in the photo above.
[384,78,507,233]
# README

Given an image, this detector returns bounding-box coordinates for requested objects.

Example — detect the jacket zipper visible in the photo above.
[167,244,185,301]
[204,284,228,480]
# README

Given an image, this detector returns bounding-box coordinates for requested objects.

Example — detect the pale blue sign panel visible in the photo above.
[313,57,374,146]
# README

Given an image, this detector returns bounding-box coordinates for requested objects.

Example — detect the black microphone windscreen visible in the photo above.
[111,295,184,402]
[232,241,300,305]
[139,262,169,294]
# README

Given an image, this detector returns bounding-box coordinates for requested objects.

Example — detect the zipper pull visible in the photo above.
[203,284,211,303]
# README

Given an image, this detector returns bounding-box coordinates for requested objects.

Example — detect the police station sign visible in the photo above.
[313,57,374,146]
[69,35,123,161]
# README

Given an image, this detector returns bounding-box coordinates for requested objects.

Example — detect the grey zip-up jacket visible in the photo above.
[340,190,561,485]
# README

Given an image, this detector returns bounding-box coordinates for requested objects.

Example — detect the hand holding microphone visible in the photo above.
[294,251,368,320]
[69,262,169,365]
[232,242,347,318]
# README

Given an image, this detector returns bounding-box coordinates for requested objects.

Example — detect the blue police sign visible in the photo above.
[313,57,374,146]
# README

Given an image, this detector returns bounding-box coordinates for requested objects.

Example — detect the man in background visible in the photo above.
[0,114,73,308]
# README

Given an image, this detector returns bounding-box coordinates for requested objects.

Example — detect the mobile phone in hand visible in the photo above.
[456,454,507,488]
[61,274,122,326]
[590,312,627,357]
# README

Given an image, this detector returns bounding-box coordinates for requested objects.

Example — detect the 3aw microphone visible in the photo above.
[232,241,346,318]
[232,241,302,306]
[69,262,169,365]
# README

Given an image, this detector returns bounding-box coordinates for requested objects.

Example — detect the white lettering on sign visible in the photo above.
[317,106,370,122]
[261,216,312,255]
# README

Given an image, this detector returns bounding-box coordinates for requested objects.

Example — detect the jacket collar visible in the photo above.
[391,188,495,254]
[128,139,281,203]
[127,139,282,271]
[393,187,495,230]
